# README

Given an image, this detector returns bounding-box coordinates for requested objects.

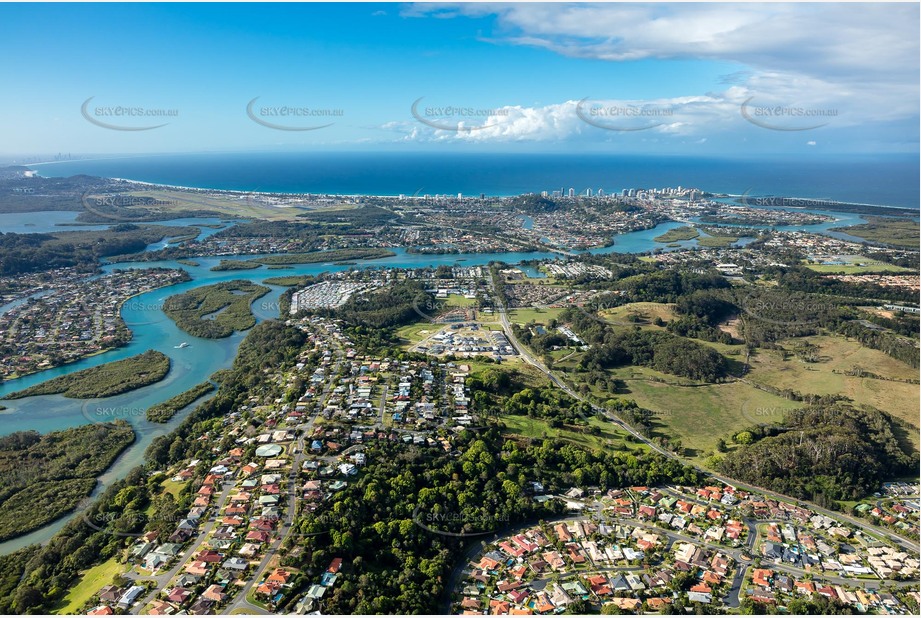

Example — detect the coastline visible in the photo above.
[719,193,919,215]
[36,171,447,200]
[0,271,190,390]
[94,176,921,210]
[26,160,919,210]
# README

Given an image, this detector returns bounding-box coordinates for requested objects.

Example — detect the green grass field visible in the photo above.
[161,478,188,498]
[599,303,750,364]
[55,557,125,614]
[804,259,913,274]
[445,293,477,307]
[600,302,677,326]
[516,297,919,466]
[117,189,352,221]
[557,329,918,458]
[395,322,440,347]
[507,276,561,285]
[746,335,920,444]
[507,307,566,324]
[501,414,642,453]
[600,367,795,459]
[119,189,298,220]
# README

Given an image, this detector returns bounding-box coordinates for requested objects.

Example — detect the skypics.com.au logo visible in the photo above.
[410,97,511,133]
[740,97,837,131]
[81,400,147,426]
[576,97,674,132]
[412,504,510,538]
[81,189,178,222]
[81,97,178,131]
[246,97,343,131]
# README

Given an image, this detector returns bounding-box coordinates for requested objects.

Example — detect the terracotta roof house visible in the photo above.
[202,584,227,603]
[165,587,192,605]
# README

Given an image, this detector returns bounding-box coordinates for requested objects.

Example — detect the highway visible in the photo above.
[489,270,920,556]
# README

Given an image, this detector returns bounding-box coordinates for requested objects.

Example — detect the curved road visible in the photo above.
[490,271,919,556]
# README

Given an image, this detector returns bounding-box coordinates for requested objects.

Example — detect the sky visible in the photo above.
[0,2,918,158]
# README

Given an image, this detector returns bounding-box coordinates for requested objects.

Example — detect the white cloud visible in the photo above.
[387,83,876,144]
[411,3,918,83]
[402,2,918,144]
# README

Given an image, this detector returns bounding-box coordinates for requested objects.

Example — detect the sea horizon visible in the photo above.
[29,151,921,210]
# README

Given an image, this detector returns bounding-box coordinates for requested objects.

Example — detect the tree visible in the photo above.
[565,599,591,614]
[13,585,43,613]
[733,431,754,446]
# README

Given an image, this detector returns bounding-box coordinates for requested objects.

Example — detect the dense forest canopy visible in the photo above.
[717,400,916,505]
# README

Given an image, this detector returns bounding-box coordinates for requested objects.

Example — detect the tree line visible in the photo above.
[716,399,916,506]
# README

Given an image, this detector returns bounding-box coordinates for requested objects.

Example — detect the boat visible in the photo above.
[174,342,190,349]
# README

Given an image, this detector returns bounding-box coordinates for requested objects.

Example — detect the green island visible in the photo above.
[0,322,310,614]
[737,196,919,217]
[210,259,263,271]
[653,225,699,242]
[0,422,134,541]
[249,247,395,265]
[1,178,919,616]
[175,259,200,267]
[3,350,170,399]
[831,216,921,248]
[699,213,831,226]
[0,287,917,614]
[163,280,271,338]
[0,223,195,276]
[696,229,741,247]
[166,231,201,245]
[145,381,216,422]
[262,275,317,287]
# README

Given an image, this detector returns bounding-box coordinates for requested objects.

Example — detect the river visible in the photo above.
[0,207,882,552]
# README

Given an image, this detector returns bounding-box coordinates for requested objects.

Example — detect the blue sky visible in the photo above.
[0,2,917,157]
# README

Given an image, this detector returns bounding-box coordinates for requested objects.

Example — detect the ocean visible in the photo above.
[32,151,920,209]
[3,151,917,552]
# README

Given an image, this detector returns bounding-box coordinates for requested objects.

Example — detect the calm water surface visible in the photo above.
[0,204,899,552]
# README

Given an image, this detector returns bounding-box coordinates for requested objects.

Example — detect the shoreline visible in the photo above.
[0,216,913,552]
[0,272,190,391]
[718,193,919,215]
[0,345,115,386]
[23,165,919,211]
